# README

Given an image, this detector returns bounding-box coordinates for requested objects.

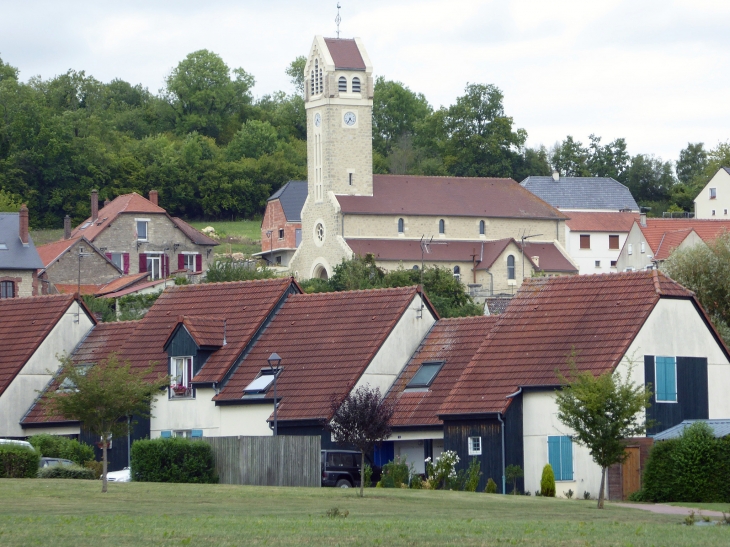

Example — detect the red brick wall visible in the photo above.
[261,199,301,252]
[607,437,654,500]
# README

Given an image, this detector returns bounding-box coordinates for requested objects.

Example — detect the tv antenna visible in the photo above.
[418,235,448,317]
[335,3,342,38]
[520,232,543,280]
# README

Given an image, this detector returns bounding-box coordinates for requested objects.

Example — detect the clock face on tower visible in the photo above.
[314,113,321,127]
[343,111,356,126]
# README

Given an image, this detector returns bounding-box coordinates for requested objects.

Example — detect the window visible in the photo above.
[352,77,361,93]
[398,218,404,234]
[712,210,716,216]
[181,253,199,272]
[243,368,280,395]
[710,187,717,199]
[453,265,460,281]
[136,220,148,241]
[611,260,617,267]
[147,254,162,280]
[338,76,347,92]
[406,361,444,388]
[438,219,445,234]
[275,255,281,265]
[640,242,645,254]
[412,265,419,270]
[609,235,619,250]
[170,357,193,399]
[507,255,515,280]
[468,436,482,456]
[278,228,284,239]
[595,260,601,268]
[1,280,15,299]
[348,172,353,186]
[655,356,677,402]
[725,209,728,215]
[628,243,633,255]
[579,234,590,249]
[547,436,573,481]
[109,252,122,270]
[479,220,485,235]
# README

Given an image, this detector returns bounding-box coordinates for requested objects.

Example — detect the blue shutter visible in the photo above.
[191,430,203,438]
[548,436,561,480]
[160,431,171,438]
[656,357,677,401]
[560,437,573,481]
[666,357,677,401]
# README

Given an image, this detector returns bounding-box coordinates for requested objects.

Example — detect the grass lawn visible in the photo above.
[1,480,728,546]
[188,219,262,256]
[30,228,64,246]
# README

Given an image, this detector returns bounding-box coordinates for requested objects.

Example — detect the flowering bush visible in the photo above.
[425,450,460,490]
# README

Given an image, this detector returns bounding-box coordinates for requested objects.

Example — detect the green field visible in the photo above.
[29,228,64,246]
[1,480,728,546]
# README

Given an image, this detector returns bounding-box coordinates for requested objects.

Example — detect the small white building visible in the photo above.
[563,211,638,274]
[694,167,730,219]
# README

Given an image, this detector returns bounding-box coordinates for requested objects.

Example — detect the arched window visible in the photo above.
[507,255,516,280]
[412,265,419,270]
[314,60,319,94]
[338,76,347,92]
[398,218,404,233]
[453,265,460,281]
[319,64,323,94]
[352,77,361,93]
[310,70,315,95]
[439,219,445,234]
[479,220,485,235]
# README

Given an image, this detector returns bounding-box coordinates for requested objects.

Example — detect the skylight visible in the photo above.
[0,243,7,250]
[243,369,279,395]
[406,361,445,389]
[80,222,92,230]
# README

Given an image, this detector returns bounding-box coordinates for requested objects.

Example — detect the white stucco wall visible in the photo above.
[220,404,275,437]
[565,228,628,274]
[353,294,437,395]
[694,169,730,219]
[1,301,94,437]
[616,224,655,272]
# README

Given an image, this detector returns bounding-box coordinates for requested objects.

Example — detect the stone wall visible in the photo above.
[0,269,36,297]
[45,240,121,285]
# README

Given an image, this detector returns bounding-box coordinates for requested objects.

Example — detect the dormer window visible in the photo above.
[352,77,361,93]
[338,76,347,92]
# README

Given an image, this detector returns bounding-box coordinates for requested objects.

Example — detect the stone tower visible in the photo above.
[288,36,374,280]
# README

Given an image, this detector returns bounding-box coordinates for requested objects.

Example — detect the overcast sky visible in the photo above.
[1,0,728,163]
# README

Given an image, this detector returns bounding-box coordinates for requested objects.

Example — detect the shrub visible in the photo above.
[540,464,556,497]
[410,475,423,489]
[0,445,40,478]
[362,463,373,488]
[131,437,217,483]
[464,458,482,492]
[37,463,95,480]
[505,464,524,494]
[426,450,460,490]
[564,488,574,499]
[380,456,410,488]
[485,478,498,493]
[28,434,95,465]
[84,460,103,479]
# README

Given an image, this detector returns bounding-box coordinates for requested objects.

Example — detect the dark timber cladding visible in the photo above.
[443,417,503,493]
[644,356,709,435]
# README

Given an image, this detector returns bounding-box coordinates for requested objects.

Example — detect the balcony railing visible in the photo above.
[169,385,194,399]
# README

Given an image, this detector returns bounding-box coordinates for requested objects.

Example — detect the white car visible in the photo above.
[0,439,34,450]
[105,467,131,482]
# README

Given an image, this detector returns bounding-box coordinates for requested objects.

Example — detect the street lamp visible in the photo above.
[267,352,282,436]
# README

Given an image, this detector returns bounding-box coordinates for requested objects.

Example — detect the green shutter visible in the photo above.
[160,431,171,438]
[548,436,561,479]
[560,437,573,481]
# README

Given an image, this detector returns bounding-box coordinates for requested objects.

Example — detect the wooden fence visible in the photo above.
[203,436,321,487]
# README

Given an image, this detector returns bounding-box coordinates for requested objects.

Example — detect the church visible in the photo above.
[286,36,577,295]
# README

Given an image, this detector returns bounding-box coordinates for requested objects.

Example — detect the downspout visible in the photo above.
[497,412,506,494]
[484,270,493,296]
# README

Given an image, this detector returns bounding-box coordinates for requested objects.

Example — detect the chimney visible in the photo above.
[64,215,71,240]
[19,204,29,246]
[531,255,540,268]
[91,190,98,222]
[552,170,560,182]
[640,212,647,227]
[104,199,110,208]
[149,190,158,206]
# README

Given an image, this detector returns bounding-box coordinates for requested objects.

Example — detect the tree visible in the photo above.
[285,56,306,96]
[676,142,708,185]
[225,120,279,161]
[550,136,590,177]
[625,154,676,204]
[325,385,395,497]
[372,77,432,157]
[0,189,21,211]
[44,353,169,492]
[587,135,630,182]
[505,464,523,494]
[555,354,652,508]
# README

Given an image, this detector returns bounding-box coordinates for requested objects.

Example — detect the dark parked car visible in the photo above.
[321,449,381,488]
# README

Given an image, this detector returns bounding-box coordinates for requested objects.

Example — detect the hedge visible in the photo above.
[638,422,730,502]
[37,463,95,480]
[131,437,217,483]
[0,445,40,478]
[28,434,95,466]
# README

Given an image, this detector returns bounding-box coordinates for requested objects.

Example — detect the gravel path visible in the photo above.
[613,502,727,517]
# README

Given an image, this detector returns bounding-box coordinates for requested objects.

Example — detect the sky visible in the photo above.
[1,0,728,163]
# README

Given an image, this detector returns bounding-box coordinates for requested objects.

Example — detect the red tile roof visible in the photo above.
[95,273,150,296]
[0,295,79,397]
[69,193,166,241]
[518,242,578,273]
[36,237,80,267]
[386,316,498,427]
[639,219,730,257]
[165,316,226,349]
[99,278,170,299]
[170,217,219,246]
[215,287,431,422]
[324,38,366,70]
[337,175,568,220]
[653,229,695,260]
[439,271,697,416]
[54,284,103,296]
[565,211,639,232]
[22,321,140,425]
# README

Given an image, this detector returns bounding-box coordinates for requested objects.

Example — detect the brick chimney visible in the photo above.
[552,170,560,182]
[91,190,99,222]
[19,204,29,246]
[640,212,647,227]
[64,215,71,240]
[149,190,158,206]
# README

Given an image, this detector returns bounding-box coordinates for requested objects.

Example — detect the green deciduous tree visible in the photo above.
[550,136,590,177]
[285,56,306,96]
[225,120,278,160]
[555,354,652,508]
[625,154,676,203]
[325,385,395,497]
[373,77,432,157]
[676,142,708,185]
[44,353,169,492]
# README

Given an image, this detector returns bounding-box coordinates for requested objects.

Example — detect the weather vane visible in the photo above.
[335,3,341,38]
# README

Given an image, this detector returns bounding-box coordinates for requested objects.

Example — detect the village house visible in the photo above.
[616,216,730,271]
[0,206,44,298]
[255,180,307,268]
[67,189,218,280]
[694,167,730,219]
[563,211,638,274]
[1,294,95,438]
[520,173,640,213]
[284,36,574,292]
